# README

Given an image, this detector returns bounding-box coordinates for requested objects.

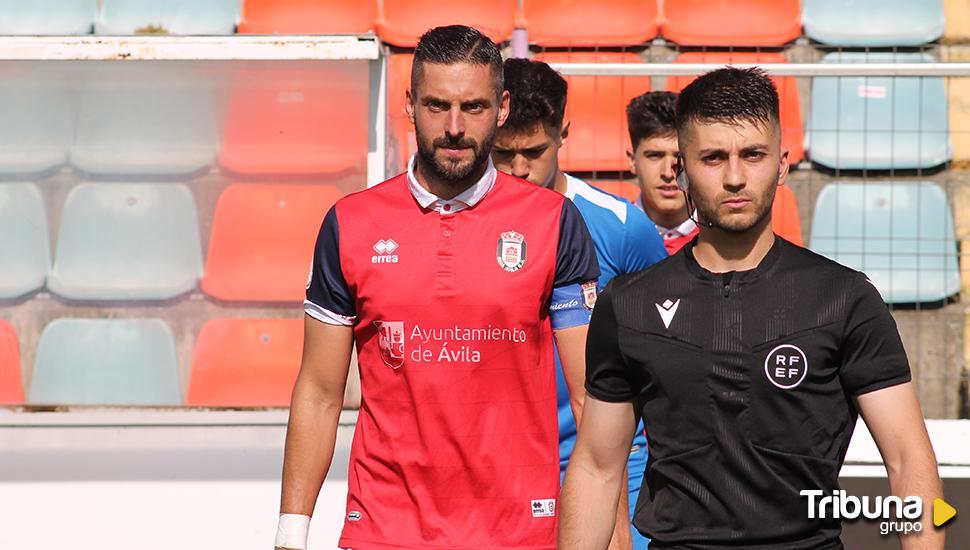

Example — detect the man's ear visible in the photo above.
[559,120,570,145]
[405,89,415,125]
[496,89,511,128]
[777,148,790,187]
[626,147,637,175]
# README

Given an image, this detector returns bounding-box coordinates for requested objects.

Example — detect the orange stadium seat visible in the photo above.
[0,320,24,404]
[201,183,343,302]
[661,0,801,47]
[665,52,804,164]
[186,318,303,407]
[376,0,517,47]
[219,62,369,177]
[536,52,651,172]
[772,184,803,246]
[237,0,376,34]
[521,0,659,47]
[387,53,416,175]
[590,181,640,204]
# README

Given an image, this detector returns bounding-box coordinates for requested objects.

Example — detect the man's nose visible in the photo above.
[510,156,529,179]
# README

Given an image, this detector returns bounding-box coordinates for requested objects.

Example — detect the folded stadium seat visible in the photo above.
[0,0,96,34]
[0,320,24,405]
[218,62,369,177]
[71,63,218,178]
[237,0,376,33]
[29,318,181,406]
[665,52,805,164]
[48,183,203,301]
[95,0,239,34]
[186,318,303,407]
[387,53,416,175]
[0,65,71,177]
[0,183,50,299]
[803,0,944,47]
[661,0,801,47]
[589,181,640,204]
[376,0,517,47]
[772,184,803,246]
[202,183,343,302]
[535,52,651,173]
[521,0,658,47]
[809,181,959,304]
[806,52,951,171]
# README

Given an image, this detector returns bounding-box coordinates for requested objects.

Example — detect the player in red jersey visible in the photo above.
[275,25,600,550]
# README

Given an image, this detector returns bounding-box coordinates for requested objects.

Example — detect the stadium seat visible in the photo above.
[810,181,959,304]
[72,63,218,178]
[387,53,416,175]
[535,52,651,173]
[186,318,303,407]
[0,0,96,34]
[376,0,516,47]
[219,62,369,177]
[29,318,181,406]
[0,183,50,299]
[0,320,24,405]
[803,0,944,47]
[665,52,805,164]
[590,181,639,204]
[237,0,376,34]
[661,0,801,47]
[48,183,203,301]
[521,0,658,47]
[0,66,71,176]
[202,183,343,302]
[95,0,239,35]
[772,184,803,246]
[807,53,951,171]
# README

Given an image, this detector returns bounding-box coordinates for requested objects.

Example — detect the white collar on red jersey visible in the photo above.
[657,216,698,240]
[406,154,497,214]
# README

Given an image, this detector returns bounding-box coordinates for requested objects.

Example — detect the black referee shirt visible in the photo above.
[586,237,912,549]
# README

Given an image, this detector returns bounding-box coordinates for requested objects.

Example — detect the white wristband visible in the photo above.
[275,513,311,549]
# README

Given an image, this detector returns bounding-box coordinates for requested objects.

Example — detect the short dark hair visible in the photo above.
[501,58,568,134]
[675,67,779,138]
[411,25,504,99]
[626,91,677,148]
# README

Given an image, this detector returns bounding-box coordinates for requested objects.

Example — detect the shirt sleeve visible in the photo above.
[621,202,668,272]
[584,283,638,402]
[839,273,912,396]
[304,205,357,326]
[549,199,600,329]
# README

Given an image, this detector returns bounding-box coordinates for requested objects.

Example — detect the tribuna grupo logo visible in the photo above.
[801,490,923,535]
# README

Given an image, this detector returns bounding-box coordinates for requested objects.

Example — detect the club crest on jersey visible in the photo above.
[581,281,598,310]
[374,320,405,369]
[497,231,527,272]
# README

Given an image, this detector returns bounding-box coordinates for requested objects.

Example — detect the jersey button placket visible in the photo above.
[436,210,457,295]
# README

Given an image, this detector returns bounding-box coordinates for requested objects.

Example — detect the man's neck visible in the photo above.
[551,170,568,195]
[414,156,488,200]
[692,217,775,273]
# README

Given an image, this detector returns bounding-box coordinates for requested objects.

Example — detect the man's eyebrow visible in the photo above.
[740,144,770,153]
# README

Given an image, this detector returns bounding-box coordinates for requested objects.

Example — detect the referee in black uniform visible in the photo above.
[560,68,944,549]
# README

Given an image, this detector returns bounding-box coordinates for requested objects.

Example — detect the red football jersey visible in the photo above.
[306,165,599,549]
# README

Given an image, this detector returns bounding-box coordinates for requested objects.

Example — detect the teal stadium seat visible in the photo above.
[806,53,950,171]
[809,181,959,304]
[803,0,944,47]
[48,183,203,301]
[95,0,239,35]
[0,66,72,176]
[0,0,96,34]
[0,184,50,299]
[71,64,218,178]
[29,318,181,406]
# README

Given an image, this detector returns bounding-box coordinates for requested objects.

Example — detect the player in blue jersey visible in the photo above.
[493,58,667,550]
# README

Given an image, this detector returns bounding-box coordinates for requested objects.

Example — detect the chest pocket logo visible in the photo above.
[764,344,808,389]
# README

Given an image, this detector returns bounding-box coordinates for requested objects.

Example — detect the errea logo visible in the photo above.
[372,238,399,264]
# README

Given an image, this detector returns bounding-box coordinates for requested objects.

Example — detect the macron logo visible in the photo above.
[372,238,399,264]
[656,299,680,329]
